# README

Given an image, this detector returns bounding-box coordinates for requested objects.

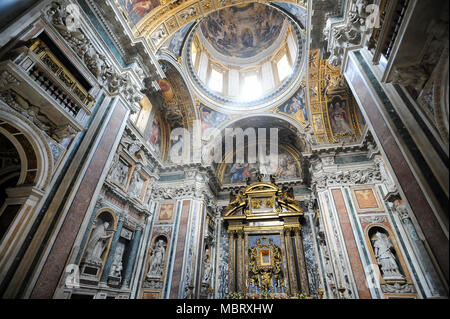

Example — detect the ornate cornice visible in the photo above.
[322,0,377,70]
[311,162,382,192]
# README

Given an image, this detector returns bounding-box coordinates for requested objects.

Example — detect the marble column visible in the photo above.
[293,228,310,296]
[227,230,236,293]
[122,227,142,288]
[283,228,297,295]
[237,230,245,292]
[100,214,124,283]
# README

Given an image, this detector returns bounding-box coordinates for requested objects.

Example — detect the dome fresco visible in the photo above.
[199,3,285,59]
[184,3,306,112]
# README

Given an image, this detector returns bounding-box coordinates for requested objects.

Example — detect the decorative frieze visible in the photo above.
[360,215,387,224]
[381,282,415,294]
[311,165,382,192]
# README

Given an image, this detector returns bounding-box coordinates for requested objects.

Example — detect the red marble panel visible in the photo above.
[31,102,128,299]
[345,59,448,281]
[331,189,372,299]
[169,200,191,298]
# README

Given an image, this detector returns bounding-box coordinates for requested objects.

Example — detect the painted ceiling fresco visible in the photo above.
[120,0,160,26]
[160,22,194,57]
[199,104,229,136]
[199,3,285,59]
[307,49,366,144]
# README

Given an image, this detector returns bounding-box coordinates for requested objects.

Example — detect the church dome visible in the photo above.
[182,3,306,113]
[198,3,286,62]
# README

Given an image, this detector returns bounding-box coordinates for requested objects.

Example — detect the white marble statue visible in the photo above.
[147,239,166,278]
[84,221,112,264]
[113,160,128,186]
[110,258,123,278]
[202,249,212,284]
[109,245,124,277]
[372,232,404,280]
[128,169,143,198]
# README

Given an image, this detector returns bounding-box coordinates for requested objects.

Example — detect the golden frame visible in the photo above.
[350,186,384,213]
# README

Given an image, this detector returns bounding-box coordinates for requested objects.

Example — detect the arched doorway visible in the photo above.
[0,131,21,240]
[0,106,53,285]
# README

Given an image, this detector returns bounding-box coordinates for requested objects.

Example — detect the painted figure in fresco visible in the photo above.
[274,154,297,179]
[149,116,161,154]
[200,106,227,135]
[200,3,284,58]
[329,101,352,134]
[200,107,214,134]
[169,134,184,162]
[85,221,112,264]
[241,28,254,48]
[372,231,404,280]
[122,0,160,23]
[230,163,246,183]
[286,158,298,178]
[165,23,193,57]
[147,239,166,278]
[280,87,308,124]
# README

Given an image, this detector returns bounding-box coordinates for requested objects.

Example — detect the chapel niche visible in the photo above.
[145,235,168,281]
[368,227,406,282]
[223,180,310,298]
[79,211,115,284]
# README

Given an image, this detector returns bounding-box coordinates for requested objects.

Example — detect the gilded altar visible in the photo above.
[224,182,310,298]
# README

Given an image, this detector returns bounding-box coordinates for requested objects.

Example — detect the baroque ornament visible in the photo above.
[312,166,382,191]
[324,0,377,68]
[248,237,285,293]
[46,1,143,107]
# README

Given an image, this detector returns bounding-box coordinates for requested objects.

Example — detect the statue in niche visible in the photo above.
[202,248,212,284]
[128,167,143,198]
[84,221,112,264]
[113,160,128,186]
[147,239,166,279]
[372,231,405,281]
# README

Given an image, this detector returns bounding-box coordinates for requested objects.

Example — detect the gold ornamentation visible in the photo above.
[248,237,284,293]
[251,198,262,209]
[224,182,303,218]
[307,49,363,144]
[265,198,273,208]
[134,0,306,52]
[29,39,95,109]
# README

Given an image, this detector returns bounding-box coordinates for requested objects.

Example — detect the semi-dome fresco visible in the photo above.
[199,3,285,59]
